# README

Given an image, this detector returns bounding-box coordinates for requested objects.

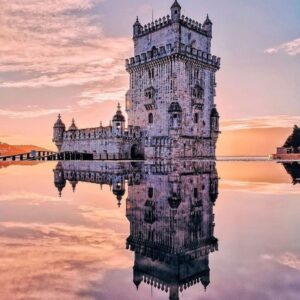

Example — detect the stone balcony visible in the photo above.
[192,98,204,110]
[144,100,156,111]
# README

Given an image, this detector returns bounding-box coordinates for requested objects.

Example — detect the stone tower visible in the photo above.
[126,0,221,159]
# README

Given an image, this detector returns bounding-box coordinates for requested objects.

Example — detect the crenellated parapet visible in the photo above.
[126,42,220,70]
[134,15,172,38]
[134,14,211,39]
[62,125,142,142]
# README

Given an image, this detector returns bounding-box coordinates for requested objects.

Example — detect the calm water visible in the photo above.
[0,160,300,300]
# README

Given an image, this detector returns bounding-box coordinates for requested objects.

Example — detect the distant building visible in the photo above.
[272,125,300,160]
[53,0,221,160]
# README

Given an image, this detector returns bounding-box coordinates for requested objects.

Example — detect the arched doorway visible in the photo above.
[131,144,143,160]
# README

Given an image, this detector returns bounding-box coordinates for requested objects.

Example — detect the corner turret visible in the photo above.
[53,114,66,152]
[171,0,181,22]
[112,103,125,135]
[133,17,143,38]
[203,14,213,36]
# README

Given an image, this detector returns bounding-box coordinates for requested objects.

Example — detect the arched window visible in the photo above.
[148,113,153,124]
[194,113,199,124]
[194,188,198,198]
[148,187,154,198]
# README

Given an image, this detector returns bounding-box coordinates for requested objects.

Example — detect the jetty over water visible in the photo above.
[0,151,95,162]
[0,151,57,162]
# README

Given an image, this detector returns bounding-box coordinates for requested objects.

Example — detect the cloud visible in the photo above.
[221,115,300,131]
[0,0,131,89]
[262,252,300,271]
[0,192,63,204]
[0,221,130,299]
[264,38,300,56]
[0,106,71,119]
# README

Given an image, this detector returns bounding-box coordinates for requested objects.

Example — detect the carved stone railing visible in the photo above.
[126,42,220,70]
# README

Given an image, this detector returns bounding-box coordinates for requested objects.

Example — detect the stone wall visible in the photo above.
[61,125,143,160]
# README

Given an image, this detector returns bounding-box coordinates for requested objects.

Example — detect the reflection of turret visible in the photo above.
[126,160,219,299]
[53,162,66,197]
[112,179,126,207]
[133,268,143,290]
[52,161,142,206]
[69,172,78,192]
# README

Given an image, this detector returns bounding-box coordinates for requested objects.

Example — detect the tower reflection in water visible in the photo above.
[53,160,219,300]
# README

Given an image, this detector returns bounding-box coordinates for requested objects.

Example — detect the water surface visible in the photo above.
[0,160,299,300]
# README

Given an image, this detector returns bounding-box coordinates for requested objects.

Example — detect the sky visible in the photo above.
[0,0,299,154]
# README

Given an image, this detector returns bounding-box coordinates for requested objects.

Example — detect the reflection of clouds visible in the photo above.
[0,192,62,204]
[262,252,300,271]
[221,180,300,195]
[0,222,130,299]
[0,107,72,119]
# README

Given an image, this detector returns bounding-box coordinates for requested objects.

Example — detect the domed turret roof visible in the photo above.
[113,188,125,199]
[54,114,66,129]
[113,103,125,122]
[168,102,182,113]
[68,118,78,131]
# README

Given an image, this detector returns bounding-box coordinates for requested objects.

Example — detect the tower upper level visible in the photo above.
[128,0,220,70]
[132,1,213,52]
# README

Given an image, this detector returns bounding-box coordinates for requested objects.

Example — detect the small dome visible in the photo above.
[68,118,78,131]
[113,189,125,198]
[113,103,125,122]
[54,114,66,129]
[168,102,182,113]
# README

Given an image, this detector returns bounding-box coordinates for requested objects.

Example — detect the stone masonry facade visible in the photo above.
[53,1,221,160]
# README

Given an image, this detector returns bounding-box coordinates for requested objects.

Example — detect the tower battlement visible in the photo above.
[126,41,220,70]
[132,1,215,58]
[133,14,211,39]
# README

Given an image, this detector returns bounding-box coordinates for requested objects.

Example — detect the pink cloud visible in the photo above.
[0,0,131,90]
[0,107,72,119]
